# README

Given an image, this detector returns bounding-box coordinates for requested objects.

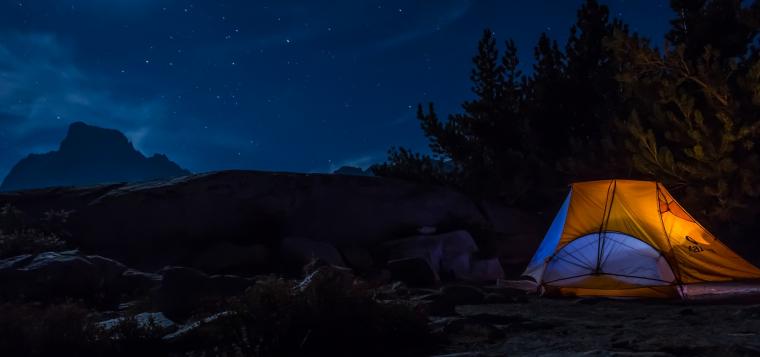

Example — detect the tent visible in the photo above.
[523,179,760,298]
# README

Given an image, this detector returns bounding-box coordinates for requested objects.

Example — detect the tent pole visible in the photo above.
[595,180,616,274]
[656,182,687,300]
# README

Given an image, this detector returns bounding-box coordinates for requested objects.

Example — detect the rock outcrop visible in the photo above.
[0,121,190,191]
[0,170,542,273]
[0,250,129,303]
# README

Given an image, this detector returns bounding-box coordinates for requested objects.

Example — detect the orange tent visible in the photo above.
[523,179,760,298]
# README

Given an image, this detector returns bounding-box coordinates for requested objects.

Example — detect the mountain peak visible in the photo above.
[0,122,190,191]
[59,121,134,155]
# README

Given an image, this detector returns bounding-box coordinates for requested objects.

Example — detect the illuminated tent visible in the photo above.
[523,179,760,298]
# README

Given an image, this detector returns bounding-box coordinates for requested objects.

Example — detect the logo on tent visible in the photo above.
[685,235,704,253]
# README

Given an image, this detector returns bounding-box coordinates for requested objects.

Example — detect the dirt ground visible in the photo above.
[435,295,760,356]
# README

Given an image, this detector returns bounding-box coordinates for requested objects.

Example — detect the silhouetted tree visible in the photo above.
[525,0,629,178]
[377,0,631,202]
[525,33,566,158]
[667,0,759,63]
[376,0,760,250]
[376,29,532,200]
[612,1,760,243]
[370,146,453,186]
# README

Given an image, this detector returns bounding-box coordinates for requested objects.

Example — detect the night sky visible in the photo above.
[0,1,673,179]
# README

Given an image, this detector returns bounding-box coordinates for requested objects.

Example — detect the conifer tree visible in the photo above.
[564,0,626,143]
[376,29,529,199]
[525,33,566,157]
[612,26,760,228]
[667,0,758,63]
[525,0,627,179]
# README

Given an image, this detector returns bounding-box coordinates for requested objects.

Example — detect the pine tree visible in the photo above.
[525,33,566,157]
[667,0,758,62]
[613,28,760,229]
[525,0,627,179]
[377,29,530,199]
[370,146,452,186]
[564,0,626,142]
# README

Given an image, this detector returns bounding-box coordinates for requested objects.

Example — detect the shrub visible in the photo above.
[170,269,438,356]
[234,270,436,356]
[0,302,99,356]
[0,229,66,259]
[0,204,68,259]
[0,267,438,356]
[99,314,172,356]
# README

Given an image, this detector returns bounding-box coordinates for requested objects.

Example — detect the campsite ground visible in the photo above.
[437,291,760,356]
[3,173,760,356]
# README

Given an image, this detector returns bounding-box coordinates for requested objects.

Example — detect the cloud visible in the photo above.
[205,0,473,58]
[0,31,168,178]
[386,110,417,127]
[368,0,472,52]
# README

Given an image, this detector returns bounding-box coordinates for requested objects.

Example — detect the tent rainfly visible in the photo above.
[523,179,760,298]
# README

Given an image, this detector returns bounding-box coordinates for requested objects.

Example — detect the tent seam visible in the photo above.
[656,182,687,299]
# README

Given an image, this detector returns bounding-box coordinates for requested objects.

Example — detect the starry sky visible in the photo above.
[0,0,674,178]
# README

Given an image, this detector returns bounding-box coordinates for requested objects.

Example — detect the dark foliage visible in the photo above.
[0,302,98,357]
[372,145,454,187]
[0,204,67,259]
[206,270,436,356]
[612,0,760,248]
[377,0,632,204]
[375,0,760,250]
[0,267,436,357]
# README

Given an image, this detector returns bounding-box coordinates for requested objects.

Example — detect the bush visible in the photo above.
[169,268,438,356]
[101,314,173,356]
[0,267,438,356]
[0,303,178,357]
[234,269,436,356]
[0,229,66,259]
[0,204,68,259]
[0,302,99,356]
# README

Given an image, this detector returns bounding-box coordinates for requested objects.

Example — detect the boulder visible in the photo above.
[0,250,127,303]
[85,254,128,283]
[154,266,254,320]
[0,171,535,270]
[208,274,255,296]
[281,237,346,268]
[118,268,163,294]
[387,230,504,282]
[465,258,505,282]
[191,242,270,274]
[0,254,33,270]
[387,256,439,286]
